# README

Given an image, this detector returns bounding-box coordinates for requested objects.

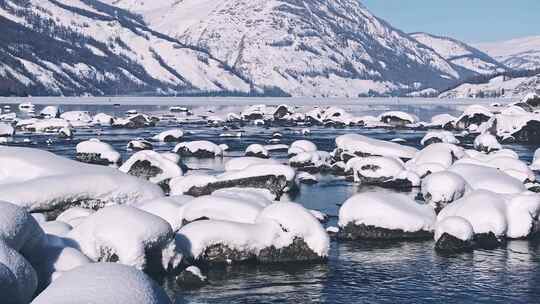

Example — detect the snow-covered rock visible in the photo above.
[176,202,328,264]
[245,144,269,159]
[336,134,418,160]
[181,194,267,224]
[338,192,436,240]
[421,171,469,213]
[438,190,540,239]
[297,172,318,185]
[0,147,163,216]
[473,133,502,152]
[421,131,459,146]
[346,156,418,188]
[448,164,526,194]
[76,139,121,165]
[455,105,493,129]
[288,140,318,157]
[32,263,171,304]
[289,151,332,172]
[153,129,184,142]
[434,216,474,254]
[120,151,183,186]
[406,143,464,177]
[0,123,15,137]
[60,111,92,124]
[39,106,60,119]
[92,113,115,126]
[66,205,178,272]
[136,196,194,232]
[174,141,223,158]
[0,241,38,304]
[532,148,540,171]
[224,157,280,172]
[127,139,154,151]
[378,111,418,126]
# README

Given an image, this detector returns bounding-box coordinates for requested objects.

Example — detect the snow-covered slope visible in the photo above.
[474,36,540,71]
[0,0,252,96]
[102,0,465,97]
[411,32,506,75]
[439,74,540,99]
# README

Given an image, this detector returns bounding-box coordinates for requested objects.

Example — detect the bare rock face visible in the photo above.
[338,223,433,241]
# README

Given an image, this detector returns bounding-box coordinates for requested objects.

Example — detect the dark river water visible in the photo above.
[2,101,540,303]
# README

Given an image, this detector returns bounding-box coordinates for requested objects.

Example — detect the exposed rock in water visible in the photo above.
[435,233,473,254]
[245,151,269,159]
[76,153,118,166]
[258,237,324,263]
[176,266,208,289]
[455,113,491,129]
[185,175,288,200]
[509,120,540,144]
[338,223,433,241]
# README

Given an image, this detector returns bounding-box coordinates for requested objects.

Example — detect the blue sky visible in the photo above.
[362,0,540,43]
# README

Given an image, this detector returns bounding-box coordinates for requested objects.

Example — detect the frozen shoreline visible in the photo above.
[0,96,518,106]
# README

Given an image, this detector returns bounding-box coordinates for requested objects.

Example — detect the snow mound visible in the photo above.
[456,152,535,182]
[288,140,317,156]
[92,113,114,126]
[181,194,266,224]
[378,111,418,125]
[65,206,177,271]
[120,150,183,184]
[60,111,92,123]
[434,217,474,242]
[0,201,45,257]
[473,133,501,152]
[345,156,411,185]
[32,263,171,304]
[338,192,436,232]
[438,190,540,238]
[336,134,418,160]
[136,196,194,232]
[421,171,469,212]
[56,208,95,227]
[0,241,37,304]
[76,139,121,165]
[153,129,184,142]
[0,147,163,213]
[224,157,280,171]
[448,164,526,194]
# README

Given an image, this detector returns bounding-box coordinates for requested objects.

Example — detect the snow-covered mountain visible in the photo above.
[474,36,540,71]
[98,0,470,97]
[0,0,255,96]
[439,74,540,99]
[410,32,506,75]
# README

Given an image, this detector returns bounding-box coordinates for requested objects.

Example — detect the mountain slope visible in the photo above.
[474,36,540,71]
[410,32,506,75]
[0,0,254,96]
[104,0,466,97]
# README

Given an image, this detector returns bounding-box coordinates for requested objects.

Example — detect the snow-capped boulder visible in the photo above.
[473,133,502,152]
[336,134,418,160]
[60,111,92,124]
[346,156,419,188]
[434,216,474,254]
[378,111,418,126]
[120,151,183,188]
[0,201,45,260]
[0,262,21,304]
[421,131,459,146]
[66,205,178,272]
[0,123,15,137]
[338,192,436,240]
[273,104,293,120]
[438,190,540,240]
[492,112,540,143]
[0,147,163,217]
[171,164,295,199]
[32,263,171,304]
[287,140,318,157]
[176,202,328,264]
[0,241,37,304]
[421,171,469,213]
[456,151,535,182]
[174,141,223,158]
[448,164,526,194]
[289,151,332,172]
[297,172,318,185]
[76,139,121,165]
[57,126,73,139]
[18,118,70,133]
[153,129,184,142]
[92,113,114,126]
[113,113,158,129]
[245,144,269,158]
[39,106,60,119]
[455,105,493,129]
[127,139,153,151]
[428,114,456,129]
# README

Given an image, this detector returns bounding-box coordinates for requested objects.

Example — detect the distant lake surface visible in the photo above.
[3,98,538,304]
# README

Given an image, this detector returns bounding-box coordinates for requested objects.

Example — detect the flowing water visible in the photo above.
[2,99,539,303]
